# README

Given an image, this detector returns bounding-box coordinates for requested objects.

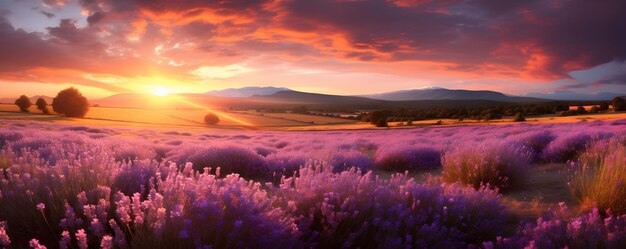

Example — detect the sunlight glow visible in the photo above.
[153,86,171,96]
[170,95,256,127]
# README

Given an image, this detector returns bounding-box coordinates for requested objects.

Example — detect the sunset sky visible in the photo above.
[0,0,625,98]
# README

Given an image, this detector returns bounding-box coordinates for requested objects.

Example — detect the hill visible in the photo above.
[363,88,544,102]
[206,87,291,98]
[0,95,53,104]
[523,91,626,101]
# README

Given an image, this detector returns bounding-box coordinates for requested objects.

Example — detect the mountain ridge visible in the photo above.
[206,86,290,98]
[361,88,543,102]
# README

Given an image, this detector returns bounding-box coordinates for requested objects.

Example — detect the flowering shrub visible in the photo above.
[166,145,268,180]
[374,146,441,171]
[0,221,10,247]
[487,204,626,249]
[112,160,158,196]
[541,133,594,163]
[442,142,531,191]
[0,131,23,147]
[329,151,373,172]
[275,164,509,248]
[265,152,308,174]
[0,150,115,247]
[109,141,157,163]
[569,139,626,214]
[128,165,299,249]
[514,131,555,162]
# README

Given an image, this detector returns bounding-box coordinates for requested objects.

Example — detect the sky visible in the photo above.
[0,0,625,99]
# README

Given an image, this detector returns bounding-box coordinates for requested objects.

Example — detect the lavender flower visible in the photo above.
[29,239,46,249]
[59,231,71,249]
[75,229,88,249]
[0,221,10,247]
[100,235,113,249]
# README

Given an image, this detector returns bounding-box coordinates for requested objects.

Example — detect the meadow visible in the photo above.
[0,118,625,248]
[0,104,354,128]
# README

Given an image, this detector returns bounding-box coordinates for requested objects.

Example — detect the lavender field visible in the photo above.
[1,120,625,249]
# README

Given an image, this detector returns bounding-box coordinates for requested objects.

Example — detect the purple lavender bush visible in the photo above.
[487,204,626,249]
[374,146,441,171]
[330,151,374,172]
[265,151,309,180]
[0,150,115,247]
[275,164,509,248]
[515,131,555,163]
[541,133,593,163]
[166,145,269,180]
[0,131,23,148]
[128,165,300,249]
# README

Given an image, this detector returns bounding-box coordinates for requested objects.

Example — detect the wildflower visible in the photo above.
[29,239,46,249]
[0,221,10,247]
[100,235,113,249]
[76,229,88,249]
[59,231,70,249]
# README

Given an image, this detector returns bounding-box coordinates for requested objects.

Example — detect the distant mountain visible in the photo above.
[250,90,378,105]
[89,87,554,110]
[206,87,291,98]
[523,91,625,101]
[0,95,53,104]
[74,86,626,112]
[30,95,54,104]
[362,88,543,102]
[92,93,256,109]
[92,93,164,108]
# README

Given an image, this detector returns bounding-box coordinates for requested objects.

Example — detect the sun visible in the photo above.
[153,86,171,96]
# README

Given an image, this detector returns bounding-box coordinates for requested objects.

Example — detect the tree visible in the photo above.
[375,118,388,127]
[589,106,600,114]
[204,113,220,125]
[513,112,526,122]
[14,95,32,112]
[52,87,90,117]
[599,102,609,111]
[291,105,308,114]
[35,98,50,114]
[612,97,625,111]
[576,106,586,114]
[368,110,392,125]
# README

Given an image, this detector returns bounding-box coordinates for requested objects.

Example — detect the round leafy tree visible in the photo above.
[14,95,32,112]
[35,98,50,114]
[375,118,388,127]
[52,87,89,117]
[204,113,220,125]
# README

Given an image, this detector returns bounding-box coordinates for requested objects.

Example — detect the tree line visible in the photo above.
[364,97,626,127]
[13,87,90,117]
